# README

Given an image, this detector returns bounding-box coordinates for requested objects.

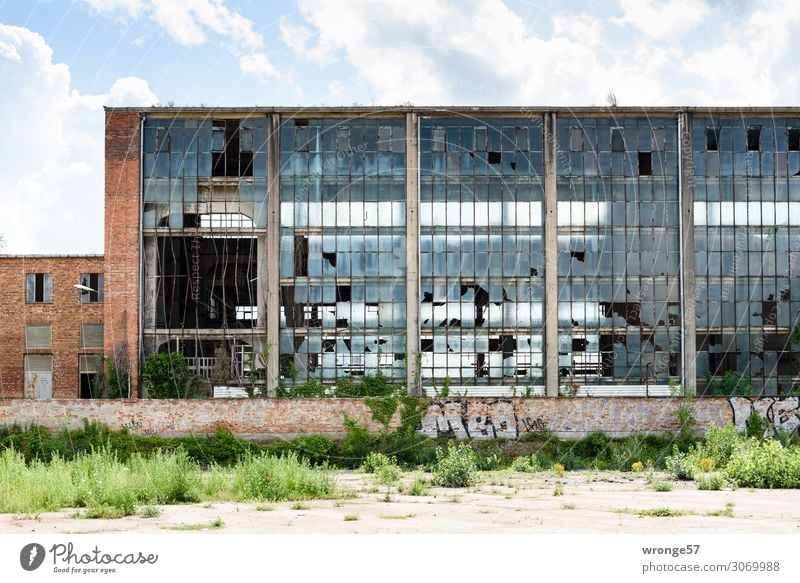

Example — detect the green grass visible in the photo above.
[706,502,735,518]
[255,505,275,512]
[651,481,674,492]
[234,452,341,502]
[138,505,161,518]
[379,513,415,520]
[291,501,310,510]
[617,507,693,517]
[165,518,224,531]
[561,503,576,510]
[343,514,360,521]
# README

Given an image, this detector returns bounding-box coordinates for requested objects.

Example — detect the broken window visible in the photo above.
[706,127,719,151]
[26,273,52,303]
[638,152,652,176]
[611,127,625,152]
[212,120,253,177]
[789,128,800,151]
[79,355,101,399]
[79,273,104,303]
[569,126,584,152]
[747,125,761,151]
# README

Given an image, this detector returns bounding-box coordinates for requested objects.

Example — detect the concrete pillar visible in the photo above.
[266,113,281,396]
[543,113,559,397]
[142,236,158,330]
[405,112,421,396]
[678,111,697,394]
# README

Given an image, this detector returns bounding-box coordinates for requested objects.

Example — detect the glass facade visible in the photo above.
[419,118,545,386]
[142,115,268,375]
[693,117,800,394]
[279,117,407,382]
[136,109,800,397]
[555,117,681,386]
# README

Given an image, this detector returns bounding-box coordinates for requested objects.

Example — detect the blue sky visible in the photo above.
[0,0,798,253]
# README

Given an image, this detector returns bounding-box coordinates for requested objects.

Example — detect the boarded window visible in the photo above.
[80,324,104,349]
[25,324,52,349]
[24,355,53,399]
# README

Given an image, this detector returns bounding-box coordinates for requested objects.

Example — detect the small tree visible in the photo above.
[142,352,195,399]
[708,371,752,396]
[213,343,233,386]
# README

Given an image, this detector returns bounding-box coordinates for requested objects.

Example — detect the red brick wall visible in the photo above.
[104,109,141,395]
[0,256,105,398]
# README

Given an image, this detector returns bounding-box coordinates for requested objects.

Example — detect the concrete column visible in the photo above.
[543,113,559,397]
[678,111,697,394]
[142,236,158,330]
[257,236,267,328]
[405,112,421,396]
[266,113,281,396]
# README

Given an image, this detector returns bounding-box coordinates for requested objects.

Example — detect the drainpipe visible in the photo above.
[137,113,146,398]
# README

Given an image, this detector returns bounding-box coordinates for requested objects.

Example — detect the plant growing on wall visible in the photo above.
[142,353,195,399]
[708,371,752,396]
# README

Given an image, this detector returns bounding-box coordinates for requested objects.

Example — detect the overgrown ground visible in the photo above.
[2,469,799,534]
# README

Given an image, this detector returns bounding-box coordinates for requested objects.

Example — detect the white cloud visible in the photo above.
[285,0,672,105]
[682,0,800,104]
[0,24,156,254]
[279,17,312,55]
[238,52,278,83]
[78,0,277,82]
[613,0,709,40]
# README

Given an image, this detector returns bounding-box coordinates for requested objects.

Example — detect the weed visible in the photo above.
[553,483,565,496]
[431,443,478,488]
[706,502,735,518]
[234,452,340,501]
[343,514,360,521]
[695,472,727,491]
[631,461,644,473]
[561,503,576,509]
[697,457,716,473]
[553,463,565,477]
[618,507,691,517]
[651,481,674,492]
[291,501,310,510]
[167,518,224,531]
[403,477,431,496]
[361,452,395,474]
[138,505,161,518]
[379,513,415,520]
[255,505,274,512]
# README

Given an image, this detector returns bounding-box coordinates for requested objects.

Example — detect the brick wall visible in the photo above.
[0,256,105,398]
[0,397,762,439]
[104,109,141,394]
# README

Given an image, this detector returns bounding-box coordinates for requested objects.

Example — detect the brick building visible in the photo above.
[0,255,106,398]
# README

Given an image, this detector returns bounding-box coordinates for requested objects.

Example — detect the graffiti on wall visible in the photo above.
[729,397,800,436]
[420,399,548,439]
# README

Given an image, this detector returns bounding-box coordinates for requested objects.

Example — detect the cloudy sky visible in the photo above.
[0,0,798,254]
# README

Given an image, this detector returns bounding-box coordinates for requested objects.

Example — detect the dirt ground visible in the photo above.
[2,471,799,534]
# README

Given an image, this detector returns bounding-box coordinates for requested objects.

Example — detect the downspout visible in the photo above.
[677,111,686,394]
[137,113,146,398]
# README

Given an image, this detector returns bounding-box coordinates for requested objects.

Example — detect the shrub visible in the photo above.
[142,353,195,399]
[665,447,699,480]
[361,452,394,473]
[651,481,673,492]
[697,457,716,473]
[374,463,402,487]
[511,455,539,472]
[291,435,336,466]
[431,443,478,488]
[553,463,565,477]
[745,411,767,439]
[701,424,739,467]
[631,461,644,473]
[338,417,377,468]
[724,438,800,489]
[234,452,340,501]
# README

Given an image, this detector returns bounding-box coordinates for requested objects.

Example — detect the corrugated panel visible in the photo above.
[79,355,101,374]
[80,324,104,349]
[25,325,51,349]
[25,355,52,372]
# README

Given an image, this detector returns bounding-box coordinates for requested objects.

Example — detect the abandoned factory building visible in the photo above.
[3,106,800,399]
